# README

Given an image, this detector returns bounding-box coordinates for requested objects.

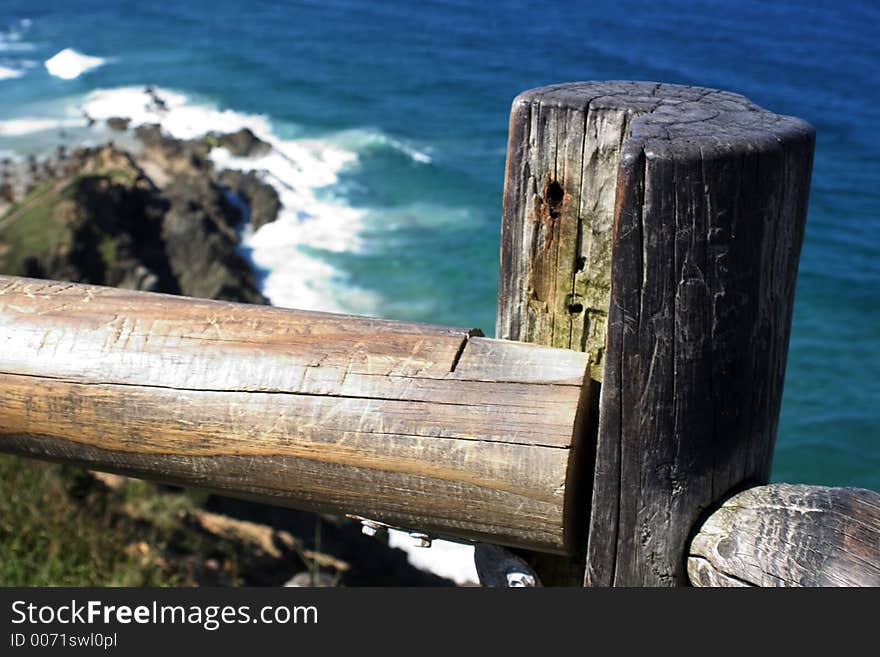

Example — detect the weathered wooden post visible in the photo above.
[497,81,815,585]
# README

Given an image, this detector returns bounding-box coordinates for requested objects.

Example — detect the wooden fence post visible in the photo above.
[497,81,815,586]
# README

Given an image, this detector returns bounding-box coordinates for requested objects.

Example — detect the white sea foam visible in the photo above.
[389,137,432,164]
[0,117,85,136]
[0,65,23,80]
[82,87,272,139]
[330,128,433,164]
[44,48,106,80]
[214,139,382,313]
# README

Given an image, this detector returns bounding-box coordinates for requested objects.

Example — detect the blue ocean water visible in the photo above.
[0,0,877,490]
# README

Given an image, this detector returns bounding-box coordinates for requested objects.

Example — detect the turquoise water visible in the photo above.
[0,0,877,489]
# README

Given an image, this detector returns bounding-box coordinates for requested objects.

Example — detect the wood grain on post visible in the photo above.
[497,81,815,585]
[0,275,591,554]
[689,484,880,587]
[496,82,636,583]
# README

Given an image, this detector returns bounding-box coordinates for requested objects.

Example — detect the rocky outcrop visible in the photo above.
[0,107,286,303]
[0,141,267,304]
[134,124,280,229]
[1,147,167,289]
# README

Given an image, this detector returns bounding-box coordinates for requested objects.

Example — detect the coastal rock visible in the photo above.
[134,124,212,183]
[132,125,280,231]
[106,117,131,131]
[218,169,281,231]
[161,173,266,304]
[210,128,271,158]
[133,123,165,149]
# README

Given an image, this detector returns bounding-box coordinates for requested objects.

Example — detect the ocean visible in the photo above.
[0,0,877,580]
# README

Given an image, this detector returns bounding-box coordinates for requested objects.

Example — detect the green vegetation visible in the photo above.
[0,455,176,586]
[0,454,267,586]
[0,453,346,586]
[0,181,76,275]
[97,232,118,270]
[0,166,141,276]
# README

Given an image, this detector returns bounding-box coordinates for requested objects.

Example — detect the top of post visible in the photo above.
[511,80,814,161]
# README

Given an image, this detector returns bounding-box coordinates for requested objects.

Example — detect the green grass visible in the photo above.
[97,233,118,270]
[0,455,178,586]
[0,181,75,275]
[0,450,295,586]
[0,168,142,275]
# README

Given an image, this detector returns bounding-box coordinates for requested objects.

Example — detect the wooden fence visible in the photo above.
[0,81,877,586]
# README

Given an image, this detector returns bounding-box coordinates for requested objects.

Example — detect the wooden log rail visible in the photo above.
[1,80,877,586]
[0,275,590,554]
[689,484,880,587]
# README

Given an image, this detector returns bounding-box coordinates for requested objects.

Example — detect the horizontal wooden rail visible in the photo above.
[688,484,880,586]
[0,275,591,554]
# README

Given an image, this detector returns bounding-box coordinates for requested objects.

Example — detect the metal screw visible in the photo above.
[410,532,432,548]
[360,520,384,537]
[506,571,537,587]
